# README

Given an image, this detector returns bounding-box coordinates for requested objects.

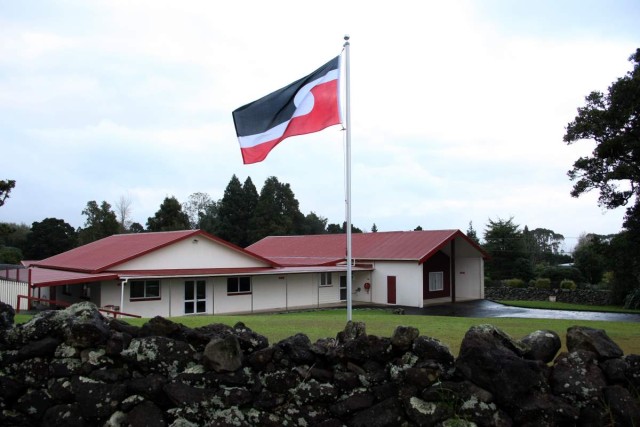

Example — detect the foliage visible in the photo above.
[129,222,145,233]
[564,49,640,303]
[371,223,378,233]
[483,217,531,280]
[299,212,328,235]
[215,175,258,247]
[0,246,22,264]
[248,176,305,243]
[326,222,363,234]
[535,265,584,287]
[533,278,551,289]
[0,222,29,248]
[607,230,640,304]
[146,196,190,232]
[0,179,16,208]
[624,288,640,309]
[466,221,480,244]
[503,278,526,288]
[560,279,577,290]
[572,233,610,284]
[564,48,640,216]
[78,201,120,244]
[183,192,215,230]
[25,218,77,260]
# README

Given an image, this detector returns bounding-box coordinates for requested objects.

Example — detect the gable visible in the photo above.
[112,235,271,271]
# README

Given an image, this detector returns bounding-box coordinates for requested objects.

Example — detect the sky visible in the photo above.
[1,0,639,252]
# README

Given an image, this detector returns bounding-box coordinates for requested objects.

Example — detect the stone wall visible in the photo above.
[1,301,639,426]
[485,287,612,306]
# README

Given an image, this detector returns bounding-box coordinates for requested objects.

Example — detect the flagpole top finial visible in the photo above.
[344,34,350,41]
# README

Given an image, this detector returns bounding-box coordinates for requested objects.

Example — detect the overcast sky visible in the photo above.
[1,0,639,251]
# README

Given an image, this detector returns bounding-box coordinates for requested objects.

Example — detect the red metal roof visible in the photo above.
[30,267,119,287]
[33,230,276,273]
[247,230,487,265]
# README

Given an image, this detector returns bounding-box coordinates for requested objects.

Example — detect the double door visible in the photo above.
[185,280,206,314]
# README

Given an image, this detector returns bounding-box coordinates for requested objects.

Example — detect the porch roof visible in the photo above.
[28,265,373,287]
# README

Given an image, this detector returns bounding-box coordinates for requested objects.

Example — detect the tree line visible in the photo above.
[0,175,364,263]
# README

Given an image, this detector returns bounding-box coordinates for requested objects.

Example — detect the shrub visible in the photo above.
[559,279,577,290]
[503,278,526,288]
[534,278,551,289]
[624,288,640,310]
[537,265,584,287]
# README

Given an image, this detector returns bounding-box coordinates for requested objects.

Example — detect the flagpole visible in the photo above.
[343,35,353,322]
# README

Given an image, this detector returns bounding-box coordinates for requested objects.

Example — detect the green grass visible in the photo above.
[498,300,640,314]
[14,306,640,357]
[122,308,640,357]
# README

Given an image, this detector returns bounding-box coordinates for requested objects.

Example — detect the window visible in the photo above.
[429,272,444,292]
[319,272,332,287]
[227,277,251,294]
[130,280,161,300]
[81,283,91,299]
[62,284,71,295]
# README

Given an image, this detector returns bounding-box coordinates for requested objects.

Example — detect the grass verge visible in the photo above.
[497,300,640,314]
[119,308,640,357]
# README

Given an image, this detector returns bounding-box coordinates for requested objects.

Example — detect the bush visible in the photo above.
[624,288,640,310]
[537,265,584,287]
[559,279,577,290]
[534,278,551,289]
[503,278,526,288]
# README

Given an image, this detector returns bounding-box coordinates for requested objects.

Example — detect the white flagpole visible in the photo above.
[343,35,353,322]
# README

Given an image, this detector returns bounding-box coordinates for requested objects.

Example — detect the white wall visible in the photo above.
[370,261,423,308]
[351,271,373,303]
[113,237,270,271]
[252,275,287,311]
[455,257,484,299]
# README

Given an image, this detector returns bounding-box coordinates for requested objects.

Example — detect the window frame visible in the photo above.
[129,279,161,301]
[319,272,333,287]
[428,271,444,292]
[226,276,252,295]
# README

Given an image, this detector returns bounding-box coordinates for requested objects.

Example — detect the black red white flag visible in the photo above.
[232,56,341,164]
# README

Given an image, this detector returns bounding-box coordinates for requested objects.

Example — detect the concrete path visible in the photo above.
[399,299,640,322]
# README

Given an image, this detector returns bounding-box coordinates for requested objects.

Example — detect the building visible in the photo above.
[1,229,486,317]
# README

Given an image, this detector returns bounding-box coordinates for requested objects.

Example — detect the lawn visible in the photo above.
[498,300,640,314]
[121,308,640,357]
[13,307,640,357]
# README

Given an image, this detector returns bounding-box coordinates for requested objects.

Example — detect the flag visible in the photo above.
[232,56,341,164]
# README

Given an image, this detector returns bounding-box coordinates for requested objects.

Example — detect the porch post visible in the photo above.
[451,239,456,303]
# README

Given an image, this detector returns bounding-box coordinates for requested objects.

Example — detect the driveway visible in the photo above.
[399,299,640,322]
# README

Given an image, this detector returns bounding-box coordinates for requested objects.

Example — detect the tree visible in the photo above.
[146,196,190,232]
[326,222,363,234]
[414,225,423,231]
[78,201,120,244]
[466,221,480,244]
[572,233,609,285]
[0,179,16,208]
[483,217,532,281]
[371,223,378,233]
[299,212,328,235]
[114,195,133,233]
[248,176,305,243]
[216,175,257,246]
[129,222,145,233]
[565,48,640,300]
[25,218,77,260]
[183,192,215,229]
[564,48,640,226]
